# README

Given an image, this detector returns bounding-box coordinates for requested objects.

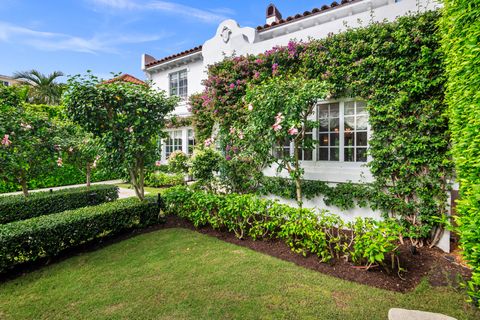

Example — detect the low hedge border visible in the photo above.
[0,197,159,272]
[162,186,403,271]
[0,185,119,224]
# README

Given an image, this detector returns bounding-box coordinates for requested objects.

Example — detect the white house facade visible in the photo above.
[141,0,450,251]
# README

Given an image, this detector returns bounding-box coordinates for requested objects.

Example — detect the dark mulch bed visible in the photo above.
[162,215,471,293]
[1,215,472,293]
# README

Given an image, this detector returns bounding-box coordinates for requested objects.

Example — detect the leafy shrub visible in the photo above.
[190,147,223,188]
[441,0,480,304]
[145,171,184,188]
[168,151,189,174]
[162,186,402,270]
[0,196,159,272]
[0,185,118,224]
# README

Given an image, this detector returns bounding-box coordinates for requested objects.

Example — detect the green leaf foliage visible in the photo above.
[193,11,451,242]
[163,186,403,270]
[0,196,159,272]
[0,185,119,224]
[440,0,480,305]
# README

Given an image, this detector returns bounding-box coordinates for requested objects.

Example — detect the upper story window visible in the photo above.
[169,69,188,100]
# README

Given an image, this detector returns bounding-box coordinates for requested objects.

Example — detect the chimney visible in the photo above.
[266,3,282,24]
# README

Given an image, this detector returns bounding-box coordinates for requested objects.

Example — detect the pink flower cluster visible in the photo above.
[272,113,284,132]
[56,157,63,167]
[288,127,299,135]
[272,63,279,75]
[204,137,214,147]
[1,134,11,147]
[247,104,253,111]
[155,160,162,167]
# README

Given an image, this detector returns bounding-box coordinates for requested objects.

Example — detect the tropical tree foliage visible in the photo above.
[13,69,64,105]
[63,73,177,199]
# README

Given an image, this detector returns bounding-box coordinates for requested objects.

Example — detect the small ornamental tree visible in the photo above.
[243,76,328,206]
[62,126,104,187]
[0,87,61,196]
[63,73,177,200]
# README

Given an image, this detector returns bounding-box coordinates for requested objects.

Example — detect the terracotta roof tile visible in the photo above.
[144,46,203,69]
[256,0,363,32]
[103,74,146,85]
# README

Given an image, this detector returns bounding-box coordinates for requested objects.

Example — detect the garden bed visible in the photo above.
[163,215,471,293]
[0,214,471,294]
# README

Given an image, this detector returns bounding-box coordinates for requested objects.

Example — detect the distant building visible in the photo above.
[103,74,146,85]
[0,74,20,87]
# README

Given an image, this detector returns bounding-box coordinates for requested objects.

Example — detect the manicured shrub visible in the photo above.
[0,185,119,224]
[189,147,223,189]
[162,186,402,270]
[441,0,480,304]
[0,197,159,272]
[145,171,184,188]
[167,151,189,174]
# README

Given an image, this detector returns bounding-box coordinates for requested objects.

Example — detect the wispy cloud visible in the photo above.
[89,0,232,23]
[0,21,168,54]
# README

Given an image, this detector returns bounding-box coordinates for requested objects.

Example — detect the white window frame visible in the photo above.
[169,69,188,100]
[161,127,194,162]
[275,99,371,164]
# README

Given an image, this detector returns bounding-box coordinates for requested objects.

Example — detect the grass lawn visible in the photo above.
[115,183,165,195]
[0,228,478,320]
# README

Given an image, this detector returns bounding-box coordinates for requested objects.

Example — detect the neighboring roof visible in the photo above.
[103,74,146,85]
[145,46,203,69]
[256,0,363,32]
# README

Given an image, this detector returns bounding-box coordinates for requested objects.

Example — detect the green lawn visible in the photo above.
[115,183,165,195]
[0,228,478,320]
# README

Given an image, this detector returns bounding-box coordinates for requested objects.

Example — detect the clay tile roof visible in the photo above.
[256,0,362,32]
[144,45,203,68]
[103,74,146,85]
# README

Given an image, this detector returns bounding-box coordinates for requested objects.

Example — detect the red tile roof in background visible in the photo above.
[103,74,146,85]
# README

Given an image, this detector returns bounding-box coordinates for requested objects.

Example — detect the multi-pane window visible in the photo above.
[317,101,368,163]
[343,101,368,162]
[165,130,183,159]
[187,129,195,155]
[298,127,313,161]
[169,70,188,99]
[318,103,340,161]
[274,137,291,159]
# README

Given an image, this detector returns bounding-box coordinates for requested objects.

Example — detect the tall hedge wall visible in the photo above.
[441,0,480,305]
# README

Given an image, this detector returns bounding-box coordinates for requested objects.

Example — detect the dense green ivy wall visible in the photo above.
[440,0,480,305]
[191,11,452,243]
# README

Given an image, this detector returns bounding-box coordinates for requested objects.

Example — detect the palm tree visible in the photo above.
[13,70,65,105]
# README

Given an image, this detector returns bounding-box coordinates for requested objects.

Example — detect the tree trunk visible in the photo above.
[293,139,302,207]
[129,158,145,200]
[86,163,91,188]
[20,178,29,197]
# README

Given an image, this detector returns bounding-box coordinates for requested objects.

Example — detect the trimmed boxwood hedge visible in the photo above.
[0,196,159,272]
[0,185,119,225]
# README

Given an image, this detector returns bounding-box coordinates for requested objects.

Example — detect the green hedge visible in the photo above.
[162,186,402,269]
[441,0,480,304]
[0,197,159,272]
[145,171,185,188]
[0,185,119,224]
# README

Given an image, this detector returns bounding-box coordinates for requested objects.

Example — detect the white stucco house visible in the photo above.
[141,0,450,251]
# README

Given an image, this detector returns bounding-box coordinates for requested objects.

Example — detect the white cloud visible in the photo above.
[89,0,232,23]
[0,21,168,54]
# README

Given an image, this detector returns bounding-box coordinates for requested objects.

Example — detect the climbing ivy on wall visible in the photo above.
[190,11,452,244]
[440,0,480,305]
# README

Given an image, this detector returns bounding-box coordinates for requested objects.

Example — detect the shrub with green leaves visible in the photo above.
[167,151,189,174]
[441,0,480,304]
[145,171,184,188]
[0,185,118,224]
[189,147,223,189]
[162,186,403,270]
[0,196,158,272]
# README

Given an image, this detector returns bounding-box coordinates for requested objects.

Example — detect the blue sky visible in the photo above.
[0,0,332,81]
